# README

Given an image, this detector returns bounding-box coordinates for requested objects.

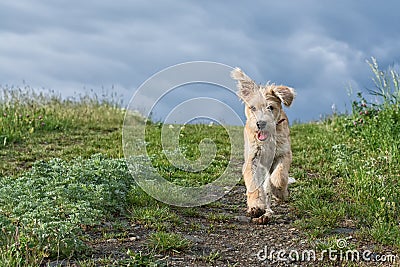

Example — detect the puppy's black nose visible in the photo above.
[256,121,267,130]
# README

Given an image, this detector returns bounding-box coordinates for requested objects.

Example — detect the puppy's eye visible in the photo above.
[267,105,274,111]
[249,106,256,111]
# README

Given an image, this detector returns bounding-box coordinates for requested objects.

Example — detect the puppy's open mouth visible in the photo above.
[257,131,268,141]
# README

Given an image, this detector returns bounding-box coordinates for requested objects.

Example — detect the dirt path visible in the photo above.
[168,185,311,266]
[84,183,399,267]
[86,185,320,266]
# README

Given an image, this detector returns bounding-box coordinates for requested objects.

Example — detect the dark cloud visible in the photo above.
[1,0,399,122]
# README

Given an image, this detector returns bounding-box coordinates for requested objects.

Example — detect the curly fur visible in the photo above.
[231,68,296,224]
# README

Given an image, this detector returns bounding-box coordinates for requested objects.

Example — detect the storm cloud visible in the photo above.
[1,0,400,122]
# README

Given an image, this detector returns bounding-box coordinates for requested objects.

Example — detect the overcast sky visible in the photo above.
[1,0,400,123]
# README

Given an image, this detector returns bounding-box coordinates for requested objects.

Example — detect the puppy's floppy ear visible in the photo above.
[272,86,296,107]
[230,67,258,101]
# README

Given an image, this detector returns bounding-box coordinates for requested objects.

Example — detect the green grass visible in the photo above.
[130,205,181,230]
[0,86,124,177]
[144,121,236,187]
[147,231,191,253]
[0,58,399,265]
[290,58,400,247]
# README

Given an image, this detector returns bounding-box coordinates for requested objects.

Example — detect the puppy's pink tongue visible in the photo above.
[257,132,268,141]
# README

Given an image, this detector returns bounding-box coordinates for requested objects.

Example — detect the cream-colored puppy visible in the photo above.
[231,68,295,224]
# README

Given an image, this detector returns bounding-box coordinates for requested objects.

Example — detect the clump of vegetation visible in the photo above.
[0,155,133,264]
[147,231,191,253]
[291,57,399,247]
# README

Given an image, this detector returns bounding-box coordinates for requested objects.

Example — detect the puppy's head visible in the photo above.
[231,67,295,142]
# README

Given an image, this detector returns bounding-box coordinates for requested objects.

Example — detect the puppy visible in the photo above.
[231,68,295,224]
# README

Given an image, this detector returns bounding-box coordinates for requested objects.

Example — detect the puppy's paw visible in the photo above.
[251,209,274,224]
[247,207,265,218]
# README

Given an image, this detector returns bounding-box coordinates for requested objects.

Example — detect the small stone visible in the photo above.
[184,235,203,243]
[234,215,251,223]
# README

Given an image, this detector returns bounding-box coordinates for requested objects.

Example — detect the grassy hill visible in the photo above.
[0,61,399,266]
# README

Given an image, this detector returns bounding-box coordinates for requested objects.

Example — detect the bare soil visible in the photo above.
[79,185,398,267]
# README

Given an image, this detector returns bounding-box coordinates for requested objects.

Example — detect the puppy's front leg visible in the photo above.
[251,174,274,224]
[270,152,292,201]
[263,175,274,216]
[243,161,266,218]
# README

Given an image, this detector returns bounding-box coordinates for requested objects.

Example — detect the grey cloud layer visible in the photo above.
[1,0,399,122]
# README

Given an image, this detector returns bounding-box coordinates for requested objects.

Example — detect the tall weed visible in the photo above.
[0,86,123,145]
[332,58,399,246]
